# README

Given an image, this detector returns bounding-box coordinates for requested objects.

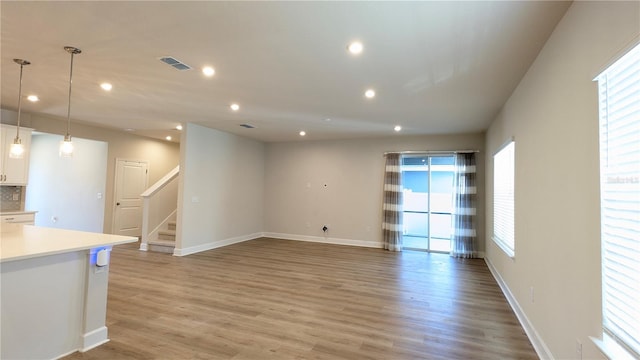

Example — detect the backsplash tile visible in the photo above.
[1,186,23,211]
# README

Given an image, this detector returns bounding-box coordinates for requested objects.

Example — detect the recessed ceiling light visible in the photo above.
[100,83,112,91]
[202,66,215,77]
[394,125,402,132]
[365,89,376,98]
[27,95,39,102]
[176,125,183,130]
[124,128,135,132]
[299,131,306,136]
[324,118,331,122]
[348,41,363,55]
[165,136,172,141]
[230,103,240,111]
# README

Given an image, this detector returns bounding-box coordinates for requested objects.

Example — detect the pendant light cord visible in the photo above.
[66,51,75,139]
[13,59,30,142]
[15,63,24,141]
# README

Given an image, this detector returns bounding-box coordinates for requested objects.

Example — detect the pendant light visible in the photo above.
[9,59,31,159]
[59,46,81,157]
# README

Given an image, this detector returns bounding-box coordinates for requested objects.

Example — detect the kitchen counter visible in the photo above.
[0,210,37,215]
[0,223,135,262]
[0,224,137,359]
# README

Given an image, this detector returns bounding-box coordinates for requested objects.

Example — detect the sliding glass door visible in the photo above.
[402,155,455,252]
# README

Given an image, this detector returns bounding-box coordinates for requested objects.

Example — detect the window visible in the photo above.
[596,43,640,359]
[493,140,515,257]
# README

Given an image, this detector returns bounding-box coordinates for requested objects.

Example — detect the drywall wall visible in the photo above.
[264,133,485,249]
[484,2,639,359]
[26,133,107,232]
[1,110,180,233]
[176,123,264,255]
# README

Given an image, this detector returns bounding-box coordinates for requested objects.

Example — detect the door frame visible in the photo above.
[111,158,149,235]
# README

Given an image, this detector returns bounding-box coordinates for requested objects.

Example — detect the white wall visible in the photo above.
[176,123,264,255]
[264,133,485,248]
[26,133,107,232]
[484,2,639,359]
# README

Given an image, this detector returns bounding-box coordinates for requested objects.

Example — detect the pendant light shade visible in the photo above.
[9,59,31,159]
[60,46,81,157]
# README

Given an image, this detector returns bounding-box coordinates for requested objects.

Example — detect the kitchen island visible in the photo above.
[0,224,137,359]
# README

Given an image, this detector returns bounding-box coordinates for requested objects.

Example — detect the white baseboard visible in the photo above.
[171,231,475,255]
[484,257,553,360]
[263,232,383,248]
[80,326,109,352]
[173,232,263,256]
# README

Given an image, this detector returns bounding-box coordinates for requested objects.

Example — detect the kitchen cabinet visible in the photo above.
[1,211,36,225]
[0,124,32,185]
[1,225,137,359]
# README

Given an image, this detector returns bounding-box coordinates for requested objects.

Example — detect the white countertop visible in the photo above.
[0,210,38,215]
[0,224,137,263]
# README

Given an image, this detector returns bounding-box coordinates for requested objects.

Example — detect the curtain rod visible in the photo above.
[383,150,480,156]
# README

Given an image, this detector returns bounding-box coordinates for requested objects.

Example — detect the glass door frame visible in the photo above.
[401,154,455,253]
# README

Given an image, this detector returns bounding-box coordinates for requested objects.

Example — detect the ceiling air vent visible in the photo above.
[240,124,255,129]
[159,56,192,71]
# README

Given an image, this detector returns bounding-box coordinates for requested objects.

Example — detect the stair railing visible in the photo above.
[140,166,179,251]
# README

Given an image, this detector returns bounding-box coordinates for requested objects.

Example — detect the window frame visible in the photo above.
[492,139,515,258]
[593,41,640,360]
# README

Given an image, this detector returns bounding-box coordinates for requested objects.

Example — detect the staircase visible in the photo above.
[140,166,179,254]
[147,221,176,253]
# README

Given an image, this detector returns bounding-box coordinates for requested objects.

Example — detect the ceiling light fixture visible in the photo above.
[348,41,363,55]
[176,125,183,130]
[27,95,39,102]
[230,103,240,111]
[166,136,172,141]
[60,46,81,158]
[100,82,112,91]
[299,131,306,137]
[9,59,30,159]
[394,125,402,132]
[365,89,376,99]
[202,66,215,77]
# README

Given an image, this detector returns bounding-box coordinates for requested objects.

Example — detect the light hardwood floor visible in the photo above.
[65,238,537,360]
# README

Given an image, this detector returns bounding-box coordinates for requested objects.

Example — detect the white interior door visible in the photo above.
[113,159,149,237]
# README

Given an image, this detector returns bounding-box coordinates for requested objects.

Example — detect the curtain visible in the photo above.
[383,153,403,251]
[451,153,478,258]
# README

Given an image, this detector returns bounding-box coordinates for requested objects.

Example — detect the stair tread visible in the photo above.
[158,229,176,236]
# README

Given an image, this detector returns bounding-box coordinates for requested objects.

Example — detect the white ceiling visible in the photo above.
[0,1,571,143]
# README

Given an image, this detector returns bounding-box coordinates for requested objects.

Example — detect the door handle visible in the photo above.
[116,202,120,206]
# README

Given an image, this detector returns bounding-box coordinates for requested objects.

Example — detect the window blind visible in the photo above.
[493,141,515,257]
[597,42,640,358]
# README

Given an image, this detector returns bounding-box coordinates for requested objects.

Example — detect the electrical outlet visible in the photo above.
[576,339,582,359]
[12,193,19,201]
